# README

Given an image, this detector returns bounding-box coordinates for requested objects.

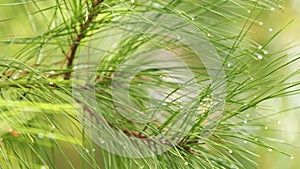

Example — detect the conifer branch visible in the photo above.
[64,0,104,80]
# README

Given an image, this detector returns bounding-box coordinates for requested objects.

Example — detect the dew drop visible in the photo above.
[268,148,273,152]
[270,7,275,11]
[130,0,135,3]
[254,138,258,141]
[264,126,268,130]
[50,71,55,74]
[191,17,195,21]
[228,149,233,154]
[258,45,263,49]
[268,28,273,32]
[263,50,268,55]
[246,114,250,117]
[243,120,248,124]
[140,166,145,169]
[184,161,189,165]
[277,120,282,125]
[259,22,264,26]
[247,10,251,13]
[227,63,231,67]
[243,140,248,144]
[86,149,90,153]
[99,138,105,144]
[207,33,212,37]
[49,82,54,85]
[256,53,263,60]
[160,75,166,79]
[12,75,18,80]
[38,133,44,139]
[290,156,294,160]
[153,3,162,8]
[138,83,141,87]
[177,35,181,40]
[52,125,56,129]
[92,148,96,152]
[40,166,47,169]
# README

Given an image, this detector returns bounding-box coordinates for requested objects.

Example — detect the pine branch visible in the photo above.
[1,1,299,168]
[64,0,104,80]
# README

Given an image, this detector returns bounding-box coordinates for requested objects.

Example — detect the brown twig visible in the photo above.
[64,0,103,80]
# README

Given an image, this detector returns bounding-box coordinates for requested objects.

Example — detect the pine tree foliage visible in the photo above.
[0,0,299,169]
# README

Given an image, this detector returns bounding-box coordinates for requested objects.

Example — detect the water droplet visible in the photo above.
[49,82,54,85]
[256,53,263,60]
[177,35,181,40]
[0,138,3,141]
[52,125,56,129]
[184,161,189,165]
[138,83,141,87]
[99,138,105,144]
[153,3,163,8]
[207,33,212,37]
[254,138,258,141]
[227,63,231,67]
[38,133,44,139]
[263,50,268,55]
[92,148,96,152]
[12,75,18,80]
[259,22,264,26]
[270,7,275,11]
[258,45,263,49]
[243,120,248,124]
[277,120,282,125]
[264,126,268,130]
[130,0,135,3]
[247,10,251,13]
[8,129,13,132]
[268,28,273,32]
[86,149,90,153]
[140,166,145,169]
[228,149,233,153]
[290,156,294,160]
[50,71,55,74]
[191,17,195,21]
[40,166,47,169]
[243,140,248,144]
[268,148,273,152]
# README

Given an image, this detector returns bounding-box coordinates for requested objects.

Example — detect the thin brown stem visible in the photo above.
[64,0,103,80]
